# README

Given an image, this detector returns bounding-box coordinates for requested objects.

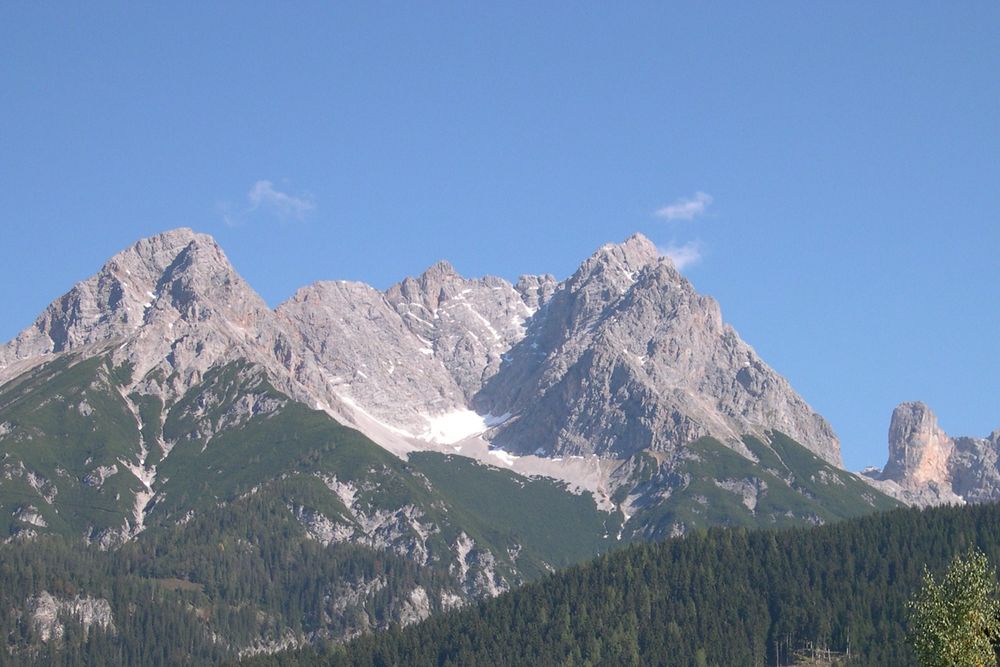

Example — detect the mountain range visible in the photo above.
[0,227,994,657]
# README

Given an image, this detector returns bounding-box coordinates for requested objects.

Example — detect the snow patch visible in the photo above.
[461,303,501,341]
[488,449,519,466]
[421,410,489,444]
[417,410,511,445]
[404,309,435,328]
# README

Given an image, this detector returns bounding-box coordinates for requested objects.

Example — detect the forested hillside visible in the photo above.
[245,503,1000,667]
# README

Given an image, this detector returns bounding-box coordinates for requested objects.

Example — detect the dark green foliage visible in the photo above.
[625,434,899,539]
[0,354,144,538]
[408,453,615,579]
[0,359,622,664]
[248,503,1000,667]
[0,483,455,666]
[0,353,907,666]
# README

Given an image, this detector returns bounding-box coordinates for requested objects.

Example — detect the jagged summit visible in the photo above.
[865,401,1000,507]
[420,259,460,280]
[0,227,906,665]
[596,232,660,266]
[880,401,952,488]
[1,228,230,363]
[0,225,913,573]
[0,227,287,402]
[475,232,840,465]
[143,226,200,243]
[2,228,845,476]
[567,232,662,297]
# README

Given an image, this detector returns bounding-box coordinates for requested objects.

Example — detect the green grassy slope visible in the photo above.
[0,356,615,583]
[623,433,900,539]
[408,453,616,579]
[0,354,144,539]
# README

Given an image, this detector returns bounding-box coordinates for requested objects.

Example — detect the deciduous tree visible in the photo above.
[909,548,1000,667]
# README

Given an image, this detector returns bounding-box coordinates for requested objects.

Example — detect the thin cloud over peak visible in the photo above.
[222,180,316,226]
[655,191,713,221]
[248,180,315,219]
[658,241,703,271]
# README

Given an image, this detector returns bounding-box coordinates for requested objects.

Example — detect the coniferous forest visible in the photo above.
[243,503,1000,667]
[5,482,1000,665]
[0,487,452,667]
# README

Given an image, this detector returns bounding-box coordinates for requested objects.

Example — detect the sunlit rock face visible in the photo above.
[881,402,954,488]
[474,233,841,466]
[867,401,1000,507]
[0,228,848,532]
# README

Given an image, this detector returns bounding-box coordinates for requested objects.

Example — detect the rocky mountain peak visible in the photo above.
[515,274,558,312]
[422,259,459,279]
[598,232,660,267]
[0,227,282,398]
[475,233,841,466]
[386,260,463,315]
[3,228,848,484]
[860,401,1000,507]
[570,232,659,294]
[880,401,953,488]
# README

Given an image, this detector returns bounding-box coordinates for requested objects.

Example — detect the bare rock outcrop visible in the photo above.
[384,261,536,400]
[276,280,466,434]
[475,233,841,465]
[1,228,846,514]
[880,402,953,489]
[26,591,115,642]
[0,228,295,403]
[866,401,1000,506]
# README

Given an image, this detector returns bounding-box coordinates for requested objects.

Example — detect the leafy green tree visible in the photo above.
[909,548,1000,667]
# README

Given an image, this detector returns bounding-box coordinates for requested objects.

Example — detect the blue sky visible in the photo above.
[2,3,997,470]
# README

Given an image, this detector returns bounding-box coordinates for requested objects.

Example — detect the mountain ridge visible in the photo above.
[0,227,906,658]
[865,400,1000,506]
[1,229,843,477]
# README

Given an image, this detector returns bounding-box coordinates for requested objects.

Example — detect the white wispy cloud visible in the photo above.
[247,180,315,219]
[658,241,703,271]
[655,191,713,221]
[221,180,316,226]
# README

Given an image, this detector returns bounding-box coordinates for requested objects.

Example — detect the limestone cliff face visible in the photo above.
[474,234,842,465]
[1,228,844,477]
[275,279,468,435]
[866,401,1000,507]
[880,402,954,488]
[950,430,1000,502]
[383,261,537,402]
[26,591,115,642]
[0,228,295,402]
